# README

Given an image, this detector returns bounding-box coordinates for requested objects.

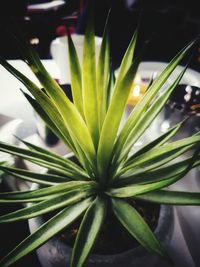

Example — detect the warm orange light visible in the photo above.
[132,85,140,97]
[128,75,148,106]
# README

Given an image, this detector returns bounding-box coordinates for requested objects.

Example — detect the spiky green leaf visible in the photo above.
[68,33,84,116]
[0,165,71,185]
[113,40,196,166]
[0,59,77,149]
[97,10,110,129]
[0,189,95,223]
[82,6,99,148]
[106,66,116,107]
[111,198,167,259]
[21,90,76,152]
[0,181,96,202]
[112,66,188,167]
[0,198,92,267]
[135,190,200,205]
[0,141,86,178]
[97,60,140,180]
[107,148,198,197]
[0,57,97,172]
[126,119,186,163]
[121,133,200,175]
[19,138,88,177]
[115,154,200,186]
[70,196,107,267]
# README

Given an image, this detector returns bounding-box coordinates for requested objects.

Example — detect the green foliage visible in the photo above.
[0,161,9,182]
[0,12,200,267]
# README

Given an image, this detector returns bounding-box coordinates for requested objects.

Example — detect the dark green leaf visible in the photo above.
[111,198,167,259]
[107,148,198,197]
[0,181,96,202]
[0,165,70,185]
[126,118,186,164]
[115,154,200,186]
[20,138,88,178]
[70,196,107,267]
[135,190,200,205]
[0,189,95,223]
[0,141,85,178]
[121,133,200,175]
[0,198,92,267]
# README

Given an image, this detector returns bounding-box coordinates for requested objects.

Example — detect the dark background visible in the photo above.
[0,1,199,267]
[0,181,42,267]
[0,0,199,70]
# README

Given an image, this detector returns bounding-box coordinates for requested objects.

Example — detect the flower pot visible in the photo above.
[28,185,173,267]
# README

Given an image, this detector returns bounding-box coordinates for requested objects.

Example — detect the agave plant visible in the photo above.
[0,12,200,267]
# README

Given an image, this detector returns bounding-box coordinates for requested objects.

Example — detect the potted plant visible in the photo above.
[0,9,200,267]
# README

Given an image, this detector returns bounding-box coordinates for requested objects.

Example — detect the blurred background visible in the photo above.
[0,0,199,70]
